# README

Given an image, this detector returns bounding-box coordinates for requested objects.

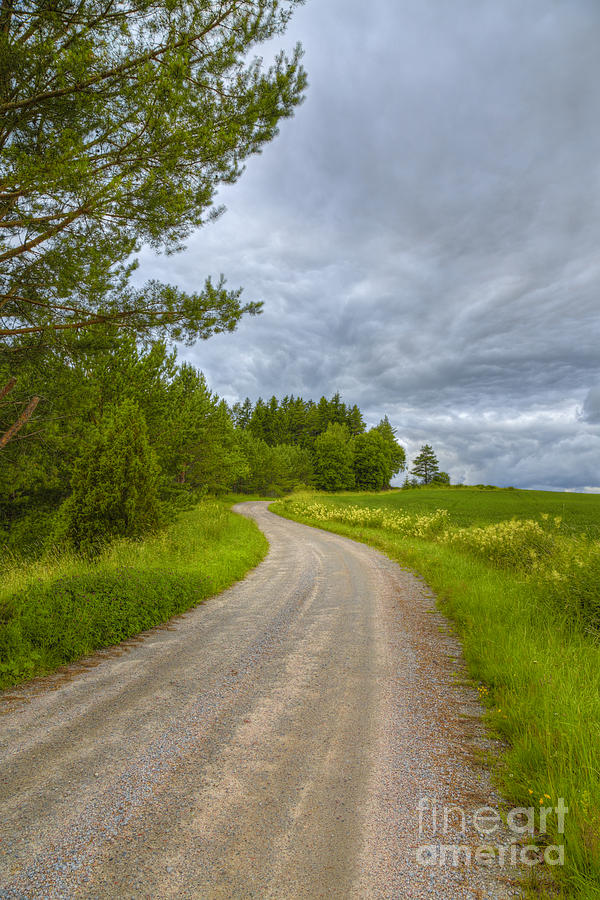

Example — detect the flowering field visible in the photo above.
[278,494,561,562]
[272,489,600,896]
[303,485,600,536]
[277,497,450,538]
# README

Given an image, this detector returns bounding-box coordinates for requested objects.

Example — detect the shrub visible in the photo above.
[441,519,555,570]
[58,400,161,555]
[0,568,206,686]
[536,540,600,633]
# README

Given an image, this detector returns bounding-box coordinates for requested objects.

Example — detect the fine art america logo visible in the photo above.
[416,796,568,868]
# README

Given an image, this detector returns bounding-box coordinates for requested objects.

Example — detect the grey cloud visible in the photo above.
[137,0,600,490]
[581,386,600,424]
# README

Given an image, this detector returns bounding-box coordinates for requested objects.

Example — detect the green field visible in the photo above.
[272,488,600,899]
[321,486,600,536]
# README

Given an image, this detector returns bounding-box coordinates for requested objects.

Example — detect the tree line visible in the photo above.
[0,332,407,555]
[233,393,406,492]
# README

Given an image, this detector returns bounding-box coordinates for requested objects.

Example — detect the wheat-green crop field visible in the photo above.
[314,485,600,535]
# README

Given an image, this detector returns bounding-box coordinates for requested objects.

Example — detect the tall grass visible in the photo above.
[272,491,600,898]
[0,501,267,689]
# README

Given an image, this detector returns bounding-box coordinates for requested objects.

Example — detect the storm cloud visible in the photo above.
[137,0,600,491]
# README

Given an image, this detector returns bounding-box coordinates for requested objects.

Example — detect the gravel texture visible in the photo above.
[0,502,522,898]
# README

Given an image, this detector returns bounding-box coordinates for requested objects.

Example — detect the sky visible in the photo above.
[137,0,600,491]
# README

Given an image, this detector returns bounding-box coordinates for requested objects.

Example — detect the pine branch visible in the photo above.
[0,394,39,449]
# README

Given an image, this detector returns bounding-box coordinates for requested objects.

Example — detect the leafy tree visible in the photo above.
[0,331,258,516]
[410,444,440,485]
[0,0,306,347]
[58,400,160,554]
[0,331,180,508]
[373,416,406,484]
[233,432,312,494]
[313,423,354,492]
[0,334,116,506]
[352,430,388,491]
[431,471,450,485]
[267,443,313,494]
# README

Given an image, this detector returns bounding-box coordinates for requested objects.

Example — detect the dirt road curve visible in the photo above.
[0,502,516,899]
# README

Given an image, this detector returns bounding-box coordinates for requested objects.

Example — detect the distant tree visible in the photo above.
[347,404,366,436]
[373,416,406,485]
[267,396,284,444]
[267,444,314,494]
[329,391,346,425]
[285,395,309,445]
[410,444,440,485]
[313,423,354,492]
[352,430,388,490]
[316,396,333,433]
[232,398,254,430]
[431,471,450,485]
[248,397,268,443]
[234,433,313,494]
[234,433,271,494]
[401,476,421,489]
[303,400,327,450]
[58,400,160,554]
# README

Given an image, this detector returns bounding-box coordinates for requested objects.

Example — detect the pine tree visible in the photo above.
[347,405,366,436]
[410,444,440,485]
[232,398,253,429]
[1,1,306,348]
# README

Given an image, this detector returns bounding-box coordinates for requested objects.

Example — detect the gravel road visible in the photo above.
[0,502,519,899]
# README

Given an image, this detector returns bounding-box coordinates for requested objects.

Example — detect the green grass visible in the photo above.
[0,499,267,690]
[272,489,600,898]
[321,486,600,537]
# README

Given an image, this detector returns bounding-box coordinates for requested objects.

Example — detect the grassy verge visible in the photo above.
[0,499,267,690]
[272,492,600,899]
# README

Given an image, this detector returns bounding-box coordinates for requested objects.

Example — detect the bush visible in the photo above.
[536,540,600,633]
[2,506,58,557]
[264,484,284,498]
[58,399,161,555]
[0,568,206,686]
[442,519,555,570]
